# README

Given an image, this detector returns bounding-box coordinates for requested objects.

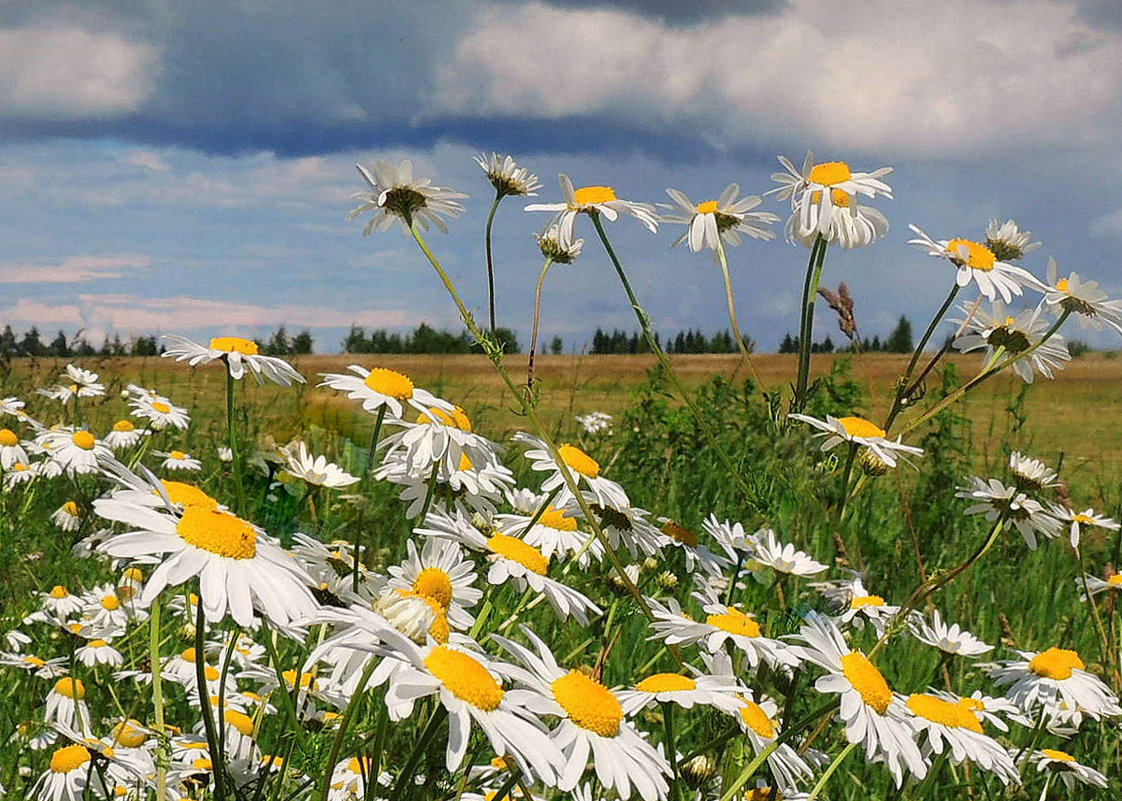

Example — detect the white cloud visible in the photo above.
[0,28,159,118]
[0,255,152,284]
[436,0,1122,156]
[122,150,171,172]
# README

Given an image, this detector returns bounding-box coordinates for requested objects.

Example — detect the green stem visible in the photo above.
[484,190,504,335]
[226,368,245,516]
[1076,545,1112,677]
[806,741,858,800]
[354,404,388,592]
[662,702,682,801]
[417,459,441,522]
[149,597,170,801]
[526,256,555,391]
[520,485,561,537]
[713,237,764,390]
[195,593,227,800]
[387,706,447,801]
[318,657,379,801]
[794,235,827,414]
[884,283,960,429]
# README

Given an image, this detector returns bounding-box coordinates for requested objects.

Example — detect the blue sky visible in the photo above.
[4,0,1122,352]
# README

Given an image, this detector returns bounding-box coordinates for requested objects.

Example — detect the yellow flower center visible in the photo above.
[68,623,84,634]
[412,567,454,609]
[1108,574,1122,586]
[111,720,148,748]
[850,595,885,609]
[809,161,852,186]
[552,670,623,737]
[1072,513,1096,525]
[557,443,600,478]
[181,647,197,662]
[62,501,80,516]
[906,694,983,732]
[193,758,213,771]
[13,462,28,471]
[1055,278,1070,293]
[225,709,256,736]
[72,430,96,450]
[50,585,69,598]
[281,669,316,689]
[1029,647,1084,680]
[661,520,699,547]
[50,744,91,773]
[540,506,577,531]
[417,405,473,431]
[423,646,505,711]
[958,697,985,712]
[739,700,776,738]
[487,533,549,575]
[161,480,219,510]
[204,665,220,681]
[841,652,892,715]
[0,429,17,447]
[348,756,374,774]
[947,239,997,271]
[176,507,258,559]
[114,419,137,432]
[101,595,120,610]
[363,368,415,399]
[809,188,852,208]
[458,453,473,471]
[1041,748,1075,762]
[573,186,618,206]
[838,416,886,438]
[89,639,108,648]
[636,673,697,693]
[706,608,761,638]
[152,401,171,414]
[169,450,187,460]
[55,677,86,699]
[696,200,719,214]
[210,336,259,355]
[745,791,775,801]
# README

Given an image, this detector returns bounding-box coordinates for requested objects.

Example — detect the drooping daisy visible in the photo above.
[1043,257,1122,335]
[378,406,499,484]
[749,528,827,577]
[494,628,672,801]
[985,219,1040,262]
[659,185,779,252]
[646,596,797,669]
[1075,570,1122,599]
[1048,504,1119,548]
[32,744,110,801]
[0,426,28,468]
[281,441,359,489]
[76,637,125,668]
[476,152,542,197]
[51,501,83,532]
[908,225,1045,302]
[318,365,453,423]
[162,334,305,385]
[908,609,992,657]
[44,677,92,734]
[1028,748,1108,790]
[956,477,1061,549]
[4,460,38,488]
[35,428,112,475]
[158,449,202,472]
[831,578,901,636]
[515,432,630,510]
[616,668,746,716]
[952,303,1070,383]
[349,158,468,234]
[535,223,585,263]
[94,491,318,628]
[787,414,923,468]
[988,647,1121,723]
[496,500,604,569]
[1006,451,1060,491]
[130,395,191,430]
[525,174,659,244]
[386,538,482,631]
[789,614,927,787]
[586,501,666,560]
[103,419,148,450]
[770,153,893,240]
[904,692,1019,785]
[38,365,106,403]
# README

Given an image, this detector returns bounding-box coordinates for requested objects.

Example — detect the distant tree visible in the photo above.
[490,327,520,354]
[74,339,96,357]
[48,330,70,357]
[886,315,914,353]
[266,326,291,356]
[292,330,314,355]
[111,334,126,356]
[20,327,45,357]
[133,336,159,356]
[779,332,798,353]
[1,325,17,361]
[549,336,563,355]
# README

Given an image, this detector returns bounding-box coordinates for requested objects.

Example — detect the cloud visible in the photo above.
[0,28,158,118]
[0,255,152,284]
[122,150,171,172]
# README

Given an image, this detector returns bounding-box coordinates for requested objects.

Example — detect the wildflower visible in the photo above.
[318,365,453,422]
[660,184,778,252]
[158,450,202,472]
[904,692,1020,785]
[386,538,482,631]
[616,668,747,716]
[1075,570,1122,599]
[1043,257,1122,334]
[45,677,92,734]
[32,744,109,801]
[1048,504,1119,548]
[770,153,893,243]
[787,414,922,468]
[525,174,659,244]
[379,405,498,483]
[657,518,729,577]
[908,225,1045,302]
[749,528,828,577]
[51,501,82,532]
[476,152,541,197]
[130,394,191,430]
[957,477,1061,549]
[495,498,604,569]
[988,647,1122,723]
[103,419,148,450]
[535,223,585,263]
[1007,451,1060,491]
[1028,748,1108,790]
[281,441,359,489]
[952,303,1070,383]
[328,757,390,801]
[574,411,613,435]
[515,432,630,510]
[76,638,124,668]
[350,158,467,234]
[37,365,106,402]
[162,334,305,385]
[908,610,992,657]
[647,595,797,669]
[35,428,112,475]
[985,219,1040,261]
[0,427,28,468]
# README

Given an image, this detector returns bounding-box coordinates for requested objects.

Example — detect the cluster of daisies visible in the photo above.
[1,335,1118,801]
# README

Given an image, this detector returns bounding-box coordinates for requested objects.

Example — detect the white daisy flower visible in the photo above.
[496,501,604,569]
[787,414,923,469]
[656,518,729,577]
[129,395,191,431]
[40,584,85,618]
[4,460,38,488]
[525,174,659,244]
[574,411,613,436]
[350,158,467,234]
[957,477,1061,549]
[51,501,82,532]
[728,690,815,793]
[1048,504,1119,548]
[1028,748,1108,790]
[494,628,672,801]
[94,490,317,628]
[832,579,901,637]
[584,500,666,560]
[0,426,28,468]
[1006,451,1060,491]
[0,396,26,417]
[162,334,305,385]
[904,692,1019,785]
[378,405,498,484]
[770,153,893,241]
[158,449,202,472]
[988,647,1122,723]
[985,219,1040,261]
[281,441,359,489]
[32,744,111,801]
[659,184,778,252]
[908,225,1045,302]
[616,668,746,716]
[103,419,148,450]
[535,222,585,264]
[4,629,30,652]
[749,528,827,577]
[1043,257,1122,335]
[318,365,452,423]
[75,638,124,668]
[44,678,92,734]
[1076,570,1122,599]
[38,365,106,403]
[789,614,927,787]
[386,538,482,631]
[952,303,1070,383]
[0,652,68,678]
[908,610,992,657]
[646,596,797,669]
[515,432,630,510]
[327,757,390,801]
[786,187,890,250]
[476,152,542,197]
[35,428,112,475]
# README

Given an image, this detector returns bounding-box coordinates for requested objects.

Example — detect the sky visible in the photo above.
[4,0,1122,353]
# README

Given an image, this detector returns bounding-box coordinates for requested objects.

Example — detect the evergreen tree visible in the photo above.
[20,327,44,357]
[292,330,314,355]
[886,316,914,353]
[549,336,563,355]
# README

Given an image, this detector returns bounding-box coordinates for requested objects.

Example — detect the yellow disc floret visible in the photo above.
[210,336,259,355]
[487,533,549,575]
[850,595,885,609]
[417,405,473,431]
[1029,647,1084,680]
[152,401,171,414]
[706,608,761,638]
[423,646,505,711]
[636,673,697,693]
[1108,574,1122,586]
[176,507,258,560]
[111,719,149,748]
[363,368,415,400]
[809,161,852,186]
[540,507,578,531]
[72,430,96,450]
[573,186,617,206]
[55,677,86,699]
[62,501,80,516]
[1041,748,1075,762]
[112,419,136,432]
[552,670,623,737]
[947,239,997,272]
[101,595,120,610]
[50,744,91,773]
[841,652,892,715]
[696,200,719,214]
[161,480,219,511]
[50,585,69,598]
[838,417,886,439]
[739,700,777,738]
[0,429,18,446]
[557,443,600,478]
[906,694,983,732]
[225,709,256,737]
[412,568,454,609]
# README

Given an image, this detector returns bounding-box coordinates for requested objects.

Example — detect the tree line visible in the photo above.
[778,315,915,354]
[0,325,314,360]
[342,323,521,354]
[589,328,752,355]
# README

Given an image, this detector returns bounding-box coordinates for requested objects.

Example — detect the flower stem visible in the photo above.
[484,190,504,335]
[318,657,379,801]
[225,369,245,516]
[884,283,960,430]
[662,702,682,801]
[526,256,555,391]
[354,404,387,592]
[806,741,858,800]
[195,593,227,800]
[793,236,827,415]
[387,705,447,801]
[149,597,170,801]
[713,237,764,390]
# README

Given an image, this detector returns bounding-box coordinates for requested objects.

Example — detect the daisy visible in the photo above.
[4,460,38,488]
[535,223,585,264]
[1049,504,1119,548]
[51,501,82,532]
[729,690,815,793]
[162,334,305,385]
[515,432,630,510]
[0,652,68,678]
[44,677,92,734]
[988,647,1121,723]
[38,365,106,402]
[349,158,467,234]
[587,501,666,560]
[789,614,927,787]
[908,225,1045,302]
[76,638,125,668]
[656,518,728,577]
[376,628,564,783]
[35,428,112,475]
[318,365,453,423]
[574,411,613,436]
[831,579,901,636]
[1007,451,1060,491]
[770,153,893,240]
[494,628,672,801]
[0,426,28,468]
[749,528,827,577]
[646,596,797,669]
[496,500,604,569]
[386,538,482,631]
[616,668,746,716]
[40,584,85,618]
[0,396,26,417]
[130,395,191,430]
[787,414,923,468]
[904,692,1019,785]
[32,744,111,801]
[378,406,498,484]
[786,187,890,250]
[985,219,1040,261]
[158,449,202,472]
[103,419,148,450]
[281,441,359,489]
[525,174,659,244]
[327,756,390,801]
[1043,257,1122,335]
[908,609,992,657]
[476,152,542,197]
[94,489,318,628]
[1076,570,1122,599]
[659,184,778,252]
[957,477,1061,549]
[1028,748,1108,790]
[952,303,1070,383]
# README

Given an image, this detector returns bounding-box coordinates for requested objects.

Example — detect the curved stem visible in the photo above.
[483,190,504,335]
[526,256,555,391]
[806,742,858,800]
[1076,545,1112,668]
[318,657,378,801]
[149,597,170,801]
[225,369,245,516]
[354,405,387,592]
[713,237,764,389]
[794,236,827,414]
[884,283,960,430]
[195,594,227,800]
